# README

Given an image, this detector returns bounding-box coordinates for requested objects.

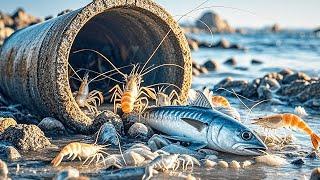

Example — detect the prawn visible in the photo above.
[252,113,320,150]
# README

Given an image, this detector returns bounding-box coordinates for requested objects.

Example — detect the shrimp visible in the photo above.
[73,72,104,114]
[155,86,183,107]
[51,142,109,167]
[252,113,320,149]
[211,95,231,108]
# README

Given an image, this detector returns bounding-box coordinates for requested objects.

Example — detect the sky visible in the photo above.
[0,0,319,28]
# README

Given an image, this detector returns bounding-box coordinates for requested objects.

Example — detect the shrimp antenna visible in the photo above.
[140,64,184,77]
[80,69,124,84]
[73,49,127,78]
[94,125,104,145]
[174,15,214,47]
[68,63,82,81]
[146,83,182,92]
[139,0,210,75]
[116,131,127,166]
[215,88,261,103]
[244,99,271,123]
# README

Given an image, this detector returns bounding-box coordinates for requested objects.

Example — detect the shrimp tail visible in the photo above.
[311,133,320,150]
[51,153,63,167]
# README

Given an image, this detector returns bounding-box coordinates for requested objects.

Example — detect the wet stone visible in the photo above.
[306,151,319,159]
[277,80,309,97]
[234,66,249,71]
[38,117,66,136]
[282,72,311,84]
[0,117,17,133]
[192,68,201,76]
[54,167,79,180]
[0,159,8,179]
[224,57,237,66]
[230,160,241,169]
[296,82,320,102]
[128,123,149,139]
[97,123,119,146]
[199,67,209,74]
[203,159,216,168]
[215,77,234,88]
[260,78,281,91]
[203,60,219,71]
[214,38,231,49]
[291,158,305,166]
[0,124,51,151]
[264,72,283,82]
[310,168,320,180]
[241,83,258,98]
[279,68,294,78]
[0,144,21,160]
[192,61,201,70]
[257,85,273,99]
[251,59,263,65]
[92,110,124,134]
[217,160,228,168]
[220,80,249,94]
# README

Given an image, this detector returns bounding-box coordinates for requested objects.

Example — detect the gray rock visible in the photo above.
[92,110,124,135]
[241,83,259,98]
[0,144,21,160]
[251,59,263,65]
[277,80,309,97]
[203,60,219,71]
[215,77,234,88]
[282,72,311,84]
[0,124,51,151]
[264,72,283,82]
[192,68,201,76]
[219,80,249,94]
[199,67,209,74]
[306,151,319,159]
[97,123,119,146]
[192,61,201,70]
[296,82,320,102]
[260,78,281,91]
[54,167,79,180]
[257,85,273,99]
[234,66,249,71]
[279,68,294,78]
[187,39,199,51]
[0,159,8,179]
[38,117,66,136]
[291,158,305,165]
[214,38,231,48]
[196,11,234,33]
[310,168,320,180]
[224,57,237,66]
[128,123,149,139]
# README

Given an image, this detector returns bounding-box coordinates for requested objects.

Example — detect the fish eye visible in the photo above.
[241,131,253,141]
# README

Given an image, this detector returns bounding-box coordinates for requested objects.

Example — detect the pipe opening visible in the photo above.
[68,7,185,114]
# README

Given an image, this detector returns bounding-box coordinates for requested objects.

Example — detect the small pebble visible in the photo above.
[230,160,241,169]
[306,151,319,159]
[242,160,253,168]
[38,117,66,136]
[218,160,228,168]
[0,117,17,133]
[224,57,237,66]
[0,145,21,160]
[291,158,305,166]
[310,168,320,180]
[203,159,217,168]
[128,123,149,138]
[54,167,79,180]
[0,159,8,179]
[205,155,218,161]
[255,154,287,166]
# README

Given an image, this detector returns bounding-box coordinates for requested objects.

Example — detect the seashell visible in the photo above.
[203,159,217,168]
[128,123,149,138]
[242,160,253,168]
[230,160,241,169]
[217,160,228,168]
[255,154,287,166]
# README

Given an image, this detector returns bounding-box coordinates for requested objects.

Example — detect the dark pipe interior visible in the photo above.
[68,7,184,107]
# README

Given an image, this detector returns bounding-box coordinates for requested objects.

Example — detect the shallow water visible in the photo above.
[190,30,320,179]
[5,30,320,179]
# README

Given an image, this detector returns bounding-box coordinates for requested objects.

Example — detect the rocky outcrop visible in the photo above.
[196,11,234,33]
[38,117,66,136]
[0,124,51,151]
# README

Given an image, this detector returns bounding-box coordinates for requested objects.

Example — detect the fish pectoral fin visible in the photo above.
[181,118,208,132]
[160,135,194,142]
[188,142,208,150]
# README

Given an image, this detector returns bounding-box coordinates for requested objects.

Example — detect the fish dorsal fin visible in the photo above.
[181,118,208,132]
[188,89,213,109]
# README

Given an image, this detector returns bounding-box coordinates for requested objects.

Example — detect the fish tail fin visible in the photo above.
[311,133,320,150]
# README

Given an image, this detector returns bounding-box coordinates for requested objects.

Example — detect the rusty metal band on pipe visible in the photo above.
[0,0,192,133]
